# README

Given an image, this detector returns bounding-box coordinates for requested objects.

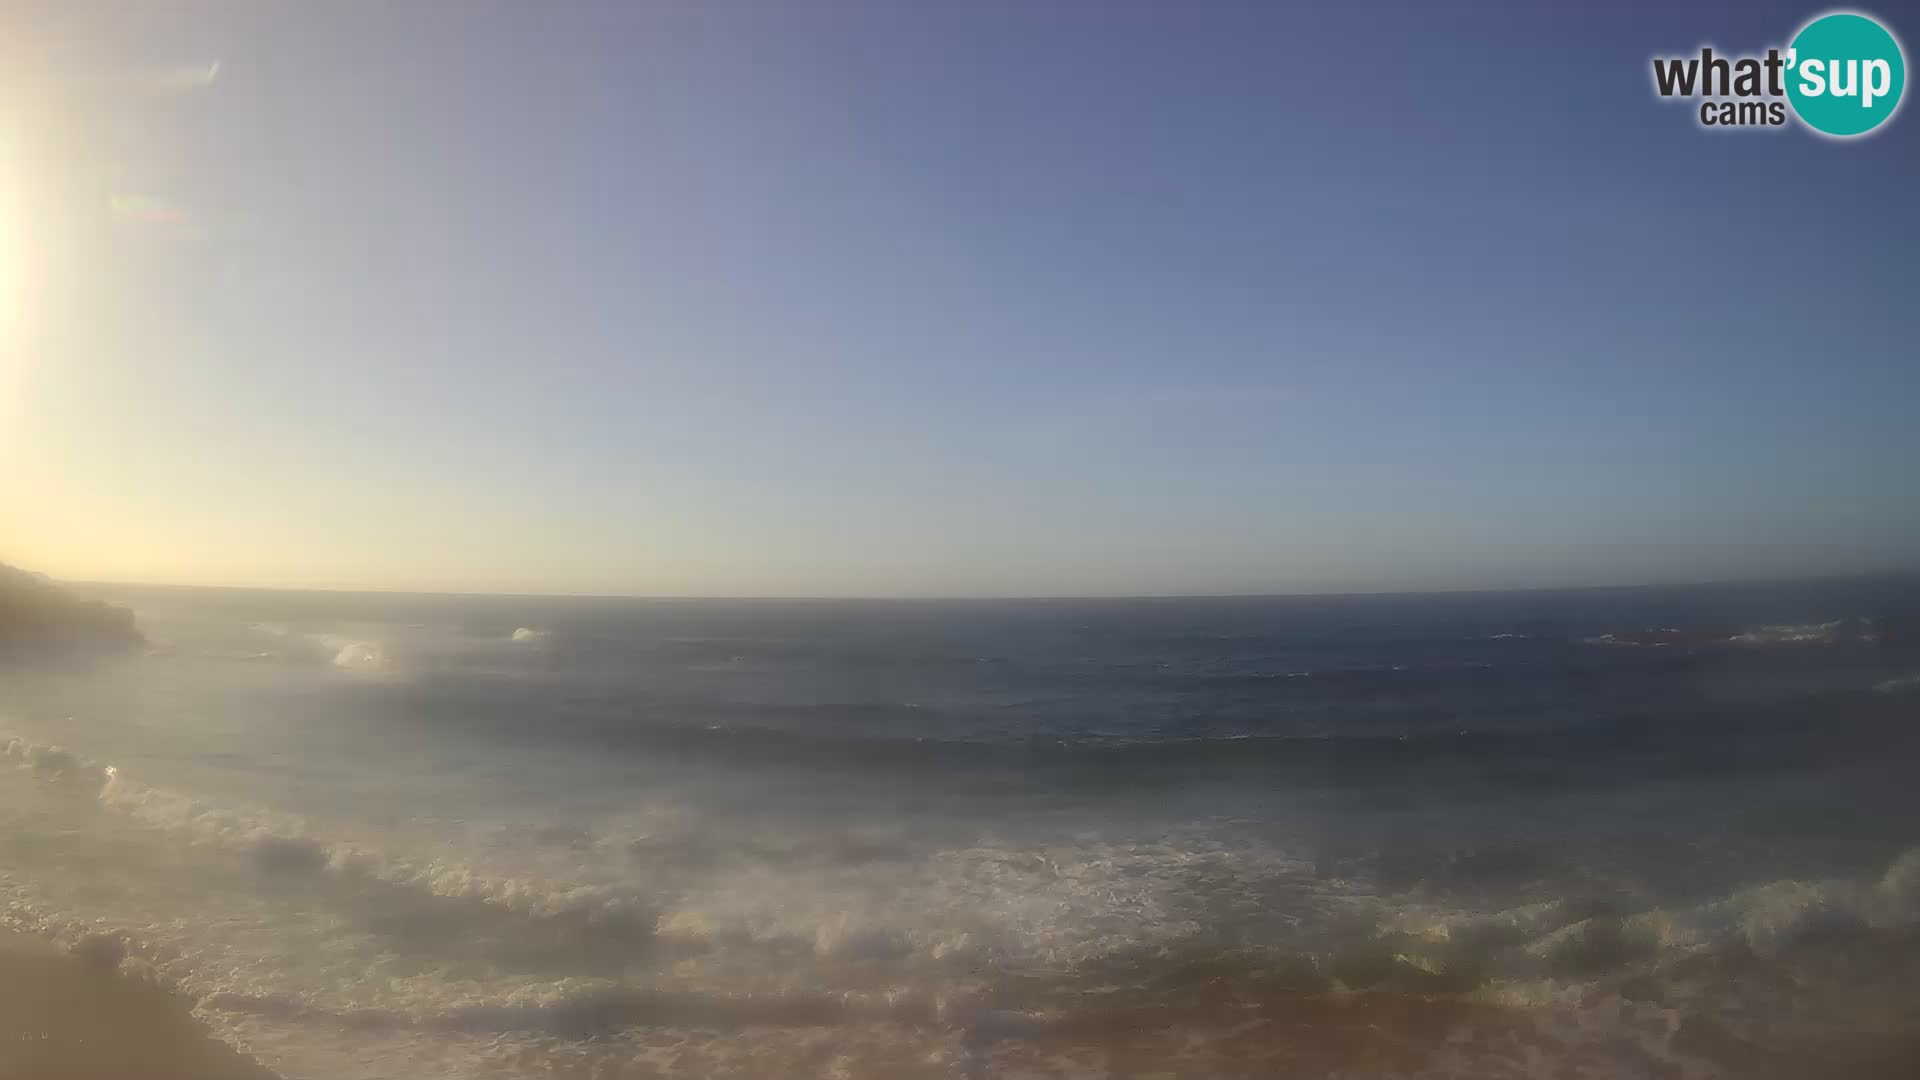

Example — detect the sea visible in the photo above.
[3,575,1920,1078]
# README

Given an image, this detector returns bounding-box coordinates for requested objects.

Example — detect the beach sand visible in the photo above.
[0,931,271,1080]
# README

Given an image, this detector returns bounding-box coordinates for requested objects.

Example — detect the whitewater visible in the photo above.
[3,577,1919,1078]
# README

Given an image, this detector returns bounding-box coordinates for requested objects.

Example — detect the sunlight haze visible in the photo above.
[3,6,1920,1079]
[3,1,1915,596]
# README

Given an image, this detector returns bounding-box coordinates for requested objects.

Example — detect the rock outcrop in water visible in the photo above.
[0,563,142,651]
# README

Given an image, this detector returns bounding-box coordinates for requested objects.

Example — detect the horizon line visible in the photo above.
[53,566,1920,605]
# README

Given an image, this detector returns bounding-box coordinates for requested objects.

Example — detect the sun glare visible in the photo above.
[0,163,15,337]
[0,153,24,346]
[0,150,34,387]
[0,154,28,435]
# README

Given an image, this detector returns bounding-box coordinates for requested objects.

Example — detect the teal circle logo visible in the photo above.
[1786,12,1906,137]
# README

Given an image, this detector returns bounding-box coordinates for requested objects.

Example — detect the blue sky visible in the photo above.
[2,0,1915,595]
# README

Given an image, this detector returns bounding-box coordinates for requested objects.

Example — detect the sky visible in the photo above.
[1,0,1916,597]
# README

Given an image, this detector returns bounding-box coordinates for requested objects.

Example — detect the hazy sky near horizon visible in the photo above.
[2,0,1916,597]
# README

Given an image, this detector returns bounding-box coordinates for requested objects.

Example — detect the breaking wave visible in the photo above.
[3,733,645,926]
[1877,672,1920,694]
[327,638,389,671]
[9,577,1920,1078]
[246,622,396,671]
[9,719,1920,1078]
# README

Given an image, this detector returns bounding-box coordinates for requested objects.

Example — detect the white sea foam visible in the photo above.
[321,637,388,671]
[8,583,1917,1080]
[1728,619,1847,645]
[3,732,649,930]
[245,622,401,670]
[9,724,1920,1080]
[21,724,1920,997]
[2,735,99,785]
[1877,672,1920,694]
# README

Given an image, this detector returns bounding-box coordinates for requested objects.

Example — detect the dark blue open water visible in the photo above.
[4,575,1920,1077]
